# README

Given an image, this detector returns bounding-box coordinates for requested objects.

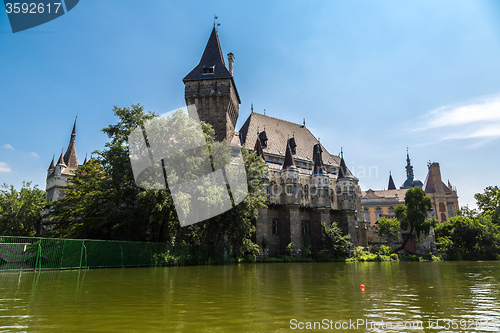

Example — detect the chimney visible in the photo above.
[227,52,234,75]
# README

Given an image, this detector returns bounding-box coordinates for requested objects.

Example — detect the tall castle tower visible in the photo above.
[183,27,240,141]
[46,120,83,202]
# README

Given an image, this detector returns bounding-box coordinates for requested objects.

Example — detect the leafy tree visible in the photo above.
[0,182,46,237]
[475,186,500,224]
[395,187,434,252]
[48,104,267,258]
[321,221,351,259]
[435,215,500,260]
[376,217,400,240]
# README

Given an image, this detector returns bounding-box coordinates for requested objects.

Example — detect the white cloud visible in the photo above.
[413,95,500,146]
[0,162,12,173]
[3,144,14,150]
[30,152,40,158]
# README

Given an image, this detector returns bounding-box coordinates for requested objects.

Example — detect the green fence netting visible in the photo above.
[0,236,224,271]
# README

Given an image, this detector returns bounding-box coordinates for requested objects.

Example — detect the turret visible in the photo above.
[336,149,355,210]
[55,152,66,176]
[280,138,299,205]
[310,143,330,208]
[183,27,240,141]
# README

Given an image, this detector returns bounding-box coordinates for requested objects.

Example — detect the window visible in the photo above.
[375,208,382,221]
[286,185,293,195]
[448,205,454,218]
[202,65,214,74]
[270,182,277,195]
[272,220,279,235]
[389,207,395,217]
[301,221,310,236]
[304,185,309,198]
[364,210,370,223]
[430,207,435,218]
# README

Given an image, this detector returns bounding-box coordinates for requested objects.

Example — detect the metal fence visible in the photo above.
[0,236,224,271]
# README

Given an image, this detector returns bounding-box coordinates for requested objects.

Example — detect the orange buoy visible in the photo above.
[360,284,365,291]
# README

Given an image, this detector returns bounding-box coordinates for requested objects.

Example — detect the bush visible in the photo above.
[244,253,256,263]
[377,245,392,256]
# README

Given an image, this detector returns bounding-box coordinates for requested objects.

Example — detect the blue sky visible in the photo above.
[1,0,500,208]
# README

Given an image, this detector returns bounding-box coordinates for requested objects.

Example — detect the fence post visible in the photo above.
[79,240,85,269]
[120,245,124,268]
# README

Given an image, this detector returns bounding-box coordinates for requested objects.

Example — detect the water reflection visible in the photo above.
[0,262,499,332]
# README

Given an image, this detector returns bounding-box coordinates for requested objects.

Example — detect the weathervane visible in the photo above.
[214,15,221,31]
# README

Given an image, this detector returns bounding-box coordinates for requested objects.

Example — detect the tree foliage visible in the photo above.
[0,182,46,237]
[394,187,434,252]
[435,215,500,260]
[376,217,400,240]
[321,221,351,259]
[436,186,500,260]
[47,104,267,258]
[474,186,500,224]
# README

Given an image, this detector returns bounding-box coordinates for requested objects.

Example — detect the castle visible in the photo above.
[46,26,365,254]
[182,27,364,255]
[45,120,88,202]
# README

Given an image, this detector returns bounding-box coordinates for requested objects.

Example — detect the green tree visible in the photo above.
[0,182,46,237]
[48,104,267,258]
[321,221,351,259]
[376,217,400,240]
[475,186,500,224]
[395,187,434,252]
[435,215,500,260]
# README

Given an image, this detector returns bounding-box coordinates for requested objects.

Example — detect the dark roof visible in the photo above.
[48,156,55,170]
[312,143,326,175]
[282,139,296,170]
[239,112,342,167]
[337,153,354,179]
[183,27,232,81]
[254,135,266,160]
[388,173,396,190]
[63,120,79,170]
[56,153,66,167]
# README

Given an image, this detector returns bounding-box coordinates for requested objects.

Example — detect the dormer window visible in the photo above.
[259,131,268,148]
[203,65,215,74]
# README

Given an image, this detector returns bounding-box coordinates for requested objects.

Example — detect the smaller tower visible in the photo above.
[310,143,330,208]
[388,171,396,190]
[336,149,355,210]
[280,139,299,205]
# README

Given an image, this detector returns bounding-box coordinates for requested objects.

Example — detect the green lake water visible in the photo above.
[1,261,500,332]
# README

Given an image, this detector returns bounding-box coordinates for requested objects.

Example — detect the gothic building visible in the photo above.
[45,120,87,202]
[361,152,459,225]
[184,27,364,255]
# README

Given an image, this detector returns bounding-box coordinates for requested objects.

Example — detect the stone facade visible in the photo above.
[184,27,365,255]
[184,78,239,142]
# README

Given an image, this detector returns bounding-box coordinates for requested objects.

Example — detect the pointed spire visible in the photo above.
[48,155,55,170]
[337,149,352,179]
[70,117,77,142]
[388,172,396,190]
[254,134,266,160]
[402,148,415,189]
[63,119,79,169]
[282,139,296,170]
[183,27,232,81]
[56,152,66,167]
[312,143,326,175]
[83,154,88,165]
